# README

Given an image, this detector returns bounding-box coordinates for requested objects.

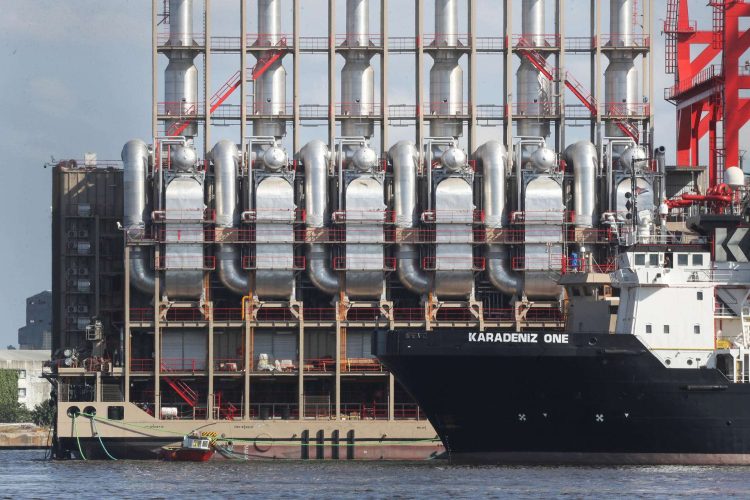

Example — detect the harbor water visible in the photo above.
[2,450,750,498]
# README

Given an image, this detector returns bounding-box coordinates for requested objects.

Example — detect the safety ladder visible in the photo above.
[162,373,199,407]
[711,1,725,49]
[665,0,679,74]
[167,48,286,136]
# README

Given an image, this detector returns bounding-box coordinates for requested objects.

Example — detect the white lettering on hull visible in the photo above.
[468,332,569,344]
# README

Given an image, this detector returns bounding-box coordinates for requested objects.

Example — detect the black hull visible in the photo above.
[376,331,750,465]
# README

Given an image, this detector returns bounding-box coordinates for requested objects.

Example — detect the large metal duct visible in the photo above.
[604,0,638,137]
[477,141,523,297]
[254,0,287,139]
[302,140,339,295]
[564,141,598,228]
[122,140,156,295]
[343,147,386,298]
[163,169,205,299]
[341,0,375,138]
[390,141,430,295]
[429,0,463,138]
[517,0,551,138]
[165,0,198,138]
[212,140,249,296]
[254,147,296,299]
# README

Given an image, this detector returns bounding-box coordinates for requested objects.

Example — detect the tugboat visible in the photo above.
[161,432,215,462]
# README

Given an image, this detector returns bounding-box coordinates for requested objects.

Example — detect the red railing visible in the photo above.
[152,208,215,222]
[510,210,570,224]
[512,34,561,48]
[161,358,203,372]
[332,210,394,223]
[130,359,155,372]
[130,308,155,322]
[600,33,651,48]
[513,101,562,116]
[422,256,486,271]
[155,255,216,270]
[158,101,205,116]
[561,257,618,274]
[242,255,306,270]
[301,308,337,321]
[156,33,207,46]
[164,308,207,322]
[332,256,397,271]
[425,101,470,115]
[511,255,565,271]
[241,208,305,223]
[344,358,385,372]
[603,102,650,117]
[421,209,485,224]
[212,308,244,322]
[303,358,336,372]
[424,33,472,47]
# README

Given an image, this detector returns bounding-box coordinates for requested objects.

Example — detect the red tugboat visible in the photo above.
[161,432,215,462]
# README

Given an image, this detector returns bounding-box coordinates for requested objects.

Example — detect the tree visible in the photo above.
[0,369,31,423]
[31,399,56,428]
[6,345,16,350]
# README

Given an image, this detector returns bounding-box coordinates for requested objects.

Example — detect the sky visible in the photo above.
[0,0,712,348]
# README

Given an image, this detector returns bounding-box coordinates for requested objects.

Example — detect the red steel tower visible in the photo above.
[665,0,750,187]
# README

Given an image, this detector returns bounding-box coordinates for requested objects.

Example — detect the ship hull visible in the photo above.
[376,330,750,465]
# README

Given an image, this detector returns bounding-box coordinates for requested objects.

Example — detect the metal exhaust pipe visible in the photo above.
[212,140,250,295]
[564,141,598,229]
[302,140,339,295]
[477,141,523,297]
[122,139,156,295]
[390,141,430,295]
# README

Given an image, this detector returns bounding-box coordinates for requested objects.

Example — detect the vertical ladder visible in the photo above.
[665,0,679,74]
[712,1,725,50]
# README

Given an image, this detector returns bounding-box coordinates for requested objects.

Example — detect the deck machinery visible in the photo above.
[52,0,665,459]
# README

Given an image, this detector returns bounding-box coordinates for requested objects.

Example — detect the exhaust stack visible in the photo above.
[254,0,287,140]
[165,0,199,138]
[516,0,551,138]
[604,0,638,137]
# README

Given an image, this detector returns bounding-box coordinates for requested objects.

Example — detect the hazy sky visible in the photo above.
[0,1,712,347]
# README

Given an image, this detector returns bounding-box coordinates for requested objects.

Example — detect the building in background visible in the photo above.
[0,350,52,410]
[18,291,53,350]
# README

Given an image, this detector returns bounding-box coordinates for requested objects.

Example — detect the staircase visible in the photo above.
[166,48,286,137]
[516,40,597,115]
[162,370,199,407]
[517,41,641,141]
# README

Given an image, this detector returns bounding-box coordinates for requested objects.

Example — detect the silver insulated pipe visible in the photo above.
[165,0,199,138]
[341,0,375,138]
[212,140,250,295]
[477,141,523,297]
[429,0,463,138]
[604,0,638,136]
[517,0,551,138]
[303,140,339,295]
[122,140,156,295]
[254,0,287,139]
[390,141,430,295]
[564,141,598,228]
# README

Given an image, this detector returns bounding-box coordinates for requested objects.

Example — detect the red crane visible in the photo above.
[665,0,750,187]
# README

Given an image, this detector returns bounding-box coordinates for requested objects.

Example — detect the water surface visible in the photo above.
[1,450,747,499]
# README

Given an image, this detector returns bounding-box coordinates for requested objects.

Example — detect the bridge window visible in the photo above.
[634,254,645,266]
[677,254,688,266]
[692,254,704,266]
[645,324,653,334]
[649,254,659,266]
